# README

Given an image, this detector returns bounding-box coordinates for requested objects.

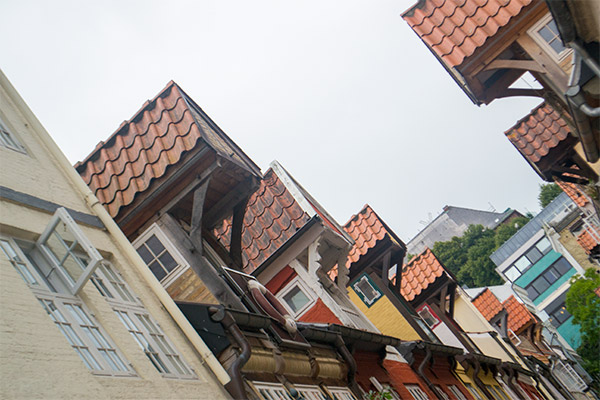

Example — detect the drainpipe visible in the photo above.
[0,72,232,386]
[416,346,443,400]
[502,365,526,400]
[333,335,362,399]
[209,307,251,399]
[471,360,495,400]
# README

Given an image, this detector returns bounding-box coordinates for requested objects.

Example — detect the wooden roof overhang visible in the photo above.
[346,233,405,286]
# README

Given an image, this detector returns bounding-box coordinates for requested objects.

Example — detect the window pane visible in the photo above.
[145,235,165,256]
[549,39,566,54]
[504,266,520,282]
[158,251,178,272]
[525,247,543,264]
[283,286,310,313]
[526,285,539,300]
[148,260,167,281]
[136,245,153,264]
[532,277,551,294]
[553,258,572,275]
[514,256,531,272]
[538,26,555,43]
[535,238,552,254]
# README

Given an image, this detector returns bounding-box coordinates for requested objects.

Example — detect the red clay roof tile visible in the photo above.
[577,228,600,255]
[402,0,533,68]
[472,288,504,321]
[401,248,445,302]
[214,168,311,273]
[556,180,589,207]
[343,205,389,268]
[502,295,534,334]
[505,102,571,165]
[76,81,260,219]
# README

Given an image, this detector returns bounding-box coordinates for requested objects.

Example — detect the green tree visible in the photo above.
[539,183,563,208]
[494,216,530,247]
[565,268,600,389]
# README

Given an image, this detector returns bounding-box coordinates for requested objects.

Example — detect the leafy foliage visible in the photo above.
[539,183,563,208]
[566,268,600,388]
[432,217,530,288]
[364,390,393,400]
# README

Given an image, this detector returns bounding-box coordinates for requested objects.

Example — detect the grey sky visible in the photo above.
[1,0,544,242]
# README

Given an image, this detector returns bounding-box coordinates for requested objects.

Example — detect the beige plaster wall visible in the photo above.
[0,77,229,399]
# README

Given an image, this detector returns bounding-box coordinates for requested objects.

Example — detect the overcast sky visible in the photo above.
[1,0,545,242]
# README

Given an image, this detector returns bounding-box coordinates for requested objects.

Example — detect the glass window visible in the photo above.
[282,286,310,314]
[514,256,531,272]
[553,258,572,275]
[406,385,429,400]
[434,386,450,400]
[353,274,381,306]
[464,383,484,400]
[531,276,551,294]
[548,303,572,327]
[417,305,441,329]
[535,237,552,254]
[37,207,103,294]
[525,247,543,264]
[448,385,468,400]
[133,225,188,285]
[537,19,566,54]
[504,266,520,282]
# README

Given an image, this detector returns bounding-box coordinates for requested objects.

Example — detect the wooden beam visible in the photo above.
[483,59,547,73]
[381,250,391,282]
[493,88,545,100]
[229,196,249,270]
[158,161,220,216]
[190,178,211,254]
[204,177,256,228]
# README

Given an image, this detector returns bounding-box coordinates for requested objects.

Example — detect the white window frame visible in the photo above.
[448,385,468,400]
[0,114,26,153]
[464,383,484,400]
[276,276,317,318]
[406,385,429,400]
[133,223,189,288]
[417,304,441,329]
[251,381,293,400]
[93,261,196,379]
[352,274,381,306]
[37,207,103,295]
[294,384,327,400]
[328,386,358,400]
[528,13,571,62]
[434,385,450,400]
[0,236,133,376]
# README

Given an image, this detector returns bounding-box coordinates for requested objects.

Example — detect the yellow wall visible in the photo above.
[348,290,421,341]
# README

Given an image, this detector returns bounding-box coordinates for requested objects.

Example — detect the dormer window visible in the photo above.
[352,274,382,307]
[276,277,316,317]
[529,14,571,61]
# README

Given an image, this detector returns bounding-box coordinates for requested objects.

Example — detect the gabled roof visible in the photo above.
[504,102,571,166]
[471,288,504,321]
[401,248,446,302]
[75,81,260,218]
[502,295,535,334]
[402,0,533,68]
[214,167,311,273]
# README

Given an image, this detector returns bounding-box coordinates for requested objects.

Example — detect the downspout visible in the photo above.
[503,366,526,400]
[209,307,251,399]
[471,360,494,400]
[334,335,362,399]
[416,346,443,399]
[0,72,232,386]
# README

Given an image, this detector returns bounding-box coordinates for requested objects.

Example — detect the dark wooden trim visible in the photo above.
[204,177,256,228]
[0,186,104,229]
[494,88,546,99]
[483,59,547,73]
[229,196,250,270]
[190,178,211,255]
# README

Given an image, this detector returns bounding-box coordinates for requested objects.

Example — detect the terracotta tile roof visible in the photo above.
[505,102,571,165]
[577,227,600,255]
[502,295,534,334]
[472,288,504,321]
[214,168,311,273]
[75,81,260,218]
[344,205,390,268]
[556,180,589,207]
[401,248,446,302]
[402,0,533,68]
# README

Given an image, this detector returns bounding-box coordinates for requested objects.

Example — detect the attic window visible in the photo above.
[352,274,382,307]
[528,14,571,61]
[417,304,441,329]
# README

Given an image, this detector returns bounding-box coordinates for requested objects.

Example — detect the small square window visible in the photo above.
[528,13,571,61]
[276,277,316,317]
[535,237,552,254]
[514,256,531,272]
[503,266,520,282]
[352,274,382,307]
[417,304,441,329]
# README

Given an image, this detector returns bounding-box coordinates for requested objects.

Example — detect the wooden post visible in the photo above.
[229,196,249,270]
[190,178,211,254]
